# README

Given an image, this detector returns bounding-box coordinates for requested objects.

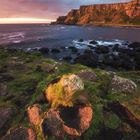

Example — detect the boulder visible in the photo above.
[107,101,140,131]
[27,105,42,126]
[128,42,140,51]
[89,40,98,45]
[103,53,134,70]
[95,46,109,54]
[51,48,60,53]
[2,127,36,140]
[41,109,65,138]
[110,75,137,94]
[39,48,49,54]
[41,104,93,138]
[45,74,84,107]
[77,70,97,82]
[74,50,98,67]
[0,107,17,133]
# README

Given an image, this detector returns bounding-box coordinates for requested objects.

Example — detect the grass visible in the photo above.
[0,47,140,139]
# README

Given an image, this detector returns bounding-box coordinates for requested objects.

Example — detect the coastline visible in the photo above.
[52,23,140,28]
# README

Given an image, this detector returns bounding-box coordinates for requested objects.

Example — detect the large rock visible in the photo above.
[0,107,17,134]
[77,70,97,82]
[103,53,134,70]
[45,74,84,107]
[110,75,137,94]
[27,105,42,126]
[107,101,140,131]
[41,109,65,138]
[2,127,36,140]
[74,50,98,67]
[41,104,93,138]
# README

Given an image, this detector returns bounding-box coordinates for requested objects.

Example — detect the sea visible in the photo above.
[0,24,140,50]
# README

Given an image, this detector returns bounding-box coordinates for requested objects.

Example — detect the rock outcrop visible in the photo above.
[56,0,140,25]
[2,127,36,140]
[109,75,137,94]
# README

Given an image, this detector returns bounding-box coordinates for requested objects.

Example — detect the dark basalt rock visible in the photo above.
[79,39,84,42]
[74,50,98,67]
[128,42,140,51]
[2,127,36,140]
[63,56,72,61]
[69,46,78,53]
[39,48,49,54]
[102,53,134,70]
[89,40,98,45]
[0,107,17,136]
[51,48,60,53]
[95,46,109,54]
[107,101,140,131]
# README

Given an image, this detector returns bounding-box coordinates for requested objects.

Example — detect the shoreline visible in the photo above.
[52,23,140,28]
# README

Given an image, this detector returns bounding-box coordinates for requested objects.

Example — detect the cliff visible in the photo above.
[56,0,140,25]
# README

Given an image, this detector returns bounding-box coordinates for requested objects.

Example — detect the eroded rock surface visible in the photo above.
[110,75,137,93]
[2,127,36,140]
[41,105,93,138]
[27,104,42,126]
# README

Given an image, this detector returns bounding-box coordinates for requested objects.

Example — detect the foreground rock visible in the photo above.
[2,127,36,140]
[0,107,17,135]
[45,74,84,107]
[108,101,140,131]
[77,70,97,82]
[109,75,137,94]
[27,105,42,126]
[41,104,93,138]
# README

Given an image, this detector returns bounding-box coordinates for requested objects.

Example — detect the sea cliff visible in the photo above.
[56,0,140,25]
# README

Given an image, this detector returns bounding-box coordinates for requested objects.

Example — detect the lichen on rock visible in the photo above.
[45,74,84,108]
[110,75,137,94]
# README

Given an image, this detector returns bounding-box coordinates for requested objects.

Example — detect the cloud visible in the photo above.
[0,0,131,19]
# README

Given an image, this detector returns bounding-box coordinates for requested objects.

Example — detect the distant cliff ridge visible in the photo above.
[56,0,140,25]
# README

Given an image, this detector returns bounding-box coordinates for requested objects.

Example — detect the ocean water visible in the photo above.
[0,24,140,50]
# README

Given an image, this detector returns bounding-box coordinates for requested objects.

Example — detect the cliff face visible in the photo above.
[56,0,140,25]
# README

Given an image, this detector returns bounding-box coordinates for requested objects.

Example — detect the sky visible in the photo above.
[0,0,131,23]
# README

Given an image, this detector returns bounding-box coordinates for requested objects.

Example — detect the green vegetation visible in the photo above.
[0,47,140,139]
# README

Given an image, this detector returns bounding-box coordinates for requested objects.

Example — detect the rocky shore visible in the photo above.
[0,46,140,140]
[27,40,140,71]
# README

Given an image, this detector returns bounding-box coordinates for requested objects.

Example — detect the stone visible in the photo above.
[107,101,140,131]
[2,127,36,140]
[77,70,97,82]
[39,48,49,54]
[41,104,93,138]
[0,107,17,133]
[95,46,109,54]
[41,109,65,138]
[51,48,60,53]
[74,50,98,67]
[89,40,98,45]
[45,74,84,107]
[110,75,137,94]
[27,105,42,126]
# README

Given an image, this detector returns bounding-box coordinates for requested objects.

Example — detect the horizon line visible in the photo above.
[0,18,56,24]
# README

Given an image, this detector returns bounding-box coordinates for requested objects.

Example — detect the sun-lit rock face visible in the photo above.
[56,0,140,25]
[45,74,84,108]
[27,105,42,126]
[41,104,93,138]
